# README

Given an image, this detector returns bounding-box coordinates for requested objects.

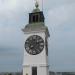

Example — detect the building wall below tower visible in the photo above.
[23,65,49,75]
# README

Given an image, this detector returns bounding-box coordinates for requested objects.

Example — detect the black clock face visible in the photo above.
[25,35,44,55]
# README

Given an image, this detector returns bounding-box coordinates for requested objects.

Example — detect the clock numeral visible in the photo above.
[40,43,44,45]
[29,50,32,54]
[36,49,40,53]
[32,50,36,54]
[33,35,36,39]
[25,47,29,50]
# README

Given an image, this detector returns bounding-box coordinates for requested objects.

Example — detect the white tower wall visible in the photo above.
[23,31,49,75]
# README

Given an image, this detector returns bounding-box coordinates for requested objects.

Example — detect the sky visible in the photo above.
[0,0,75,72]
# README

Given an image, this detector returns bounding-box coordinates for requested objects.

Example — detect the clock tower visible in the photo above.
[22,1,50,75]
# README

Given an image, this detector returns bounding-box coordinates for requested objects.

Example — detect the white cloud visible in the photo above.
[0,0,35,28]
[0,0,22,10]
[0,0,33,14]
[47,3,75,26]
[0,26,23,47]
[0,0,50,23]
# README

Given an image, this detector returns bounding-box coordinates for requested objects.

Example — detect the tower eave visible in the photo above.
[22,23,50,37]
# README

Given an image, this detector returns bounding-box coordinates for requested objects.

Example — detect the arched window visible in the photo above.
[33,14,39,22]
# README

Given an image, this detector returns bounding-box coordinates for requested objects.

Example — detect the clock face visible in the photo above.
[25,35,44,55]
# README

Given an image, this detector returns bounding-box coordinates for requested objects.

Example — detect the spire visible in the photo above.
[35,0,39,8]
[28,0,44,23]
[32,0,40,13]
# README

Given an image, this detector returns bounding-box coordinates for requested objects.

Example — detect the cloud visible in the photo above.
[0,0,75,72]
[46,2,75,27]
[0,0,33,14]
[47,1,75,71]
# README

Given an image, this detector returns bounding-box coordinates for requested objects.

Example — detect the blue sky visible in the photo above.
[0,0,75,72]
